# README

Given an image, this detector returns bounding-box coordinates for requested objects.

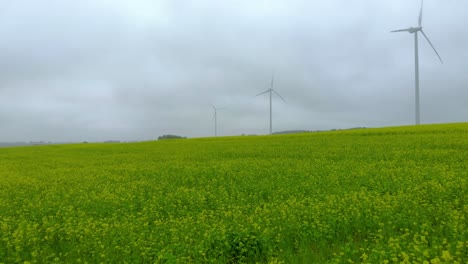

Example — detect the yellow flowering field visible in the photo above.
[0,123,467,263]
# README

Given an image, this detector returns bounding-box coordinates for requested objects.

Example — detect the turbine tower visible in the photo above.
[212,106,225,137]
[256,74,286,135]
[391,0,443,125]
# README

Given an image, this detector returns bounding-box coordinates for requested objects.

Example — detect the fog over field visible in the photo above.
[1,0,467,142]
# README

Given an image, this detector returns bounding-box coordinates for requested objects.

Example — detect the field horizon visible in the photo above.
[1,122,467,263]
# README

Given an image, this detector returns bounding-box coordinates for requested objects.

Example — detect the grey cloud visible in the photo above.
[0,0,467,141]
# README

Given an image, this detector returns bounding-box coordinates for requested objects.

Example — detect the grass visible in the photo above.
[0,123,467,263]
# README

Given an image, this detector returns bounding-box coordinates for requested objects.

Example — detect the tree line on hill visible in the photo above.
[157,134,187,140]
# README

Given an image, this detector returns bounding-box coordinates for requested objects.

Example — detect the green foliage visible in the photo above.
[208,231,267,263]
[0,123,467,263]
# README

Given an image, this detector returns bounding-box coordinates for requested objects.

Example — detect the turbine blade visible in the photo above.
[421,30,443,64]
[418,0,423,26]
[273,90,287,104]
[391,28,411,33]
[270,74,274,90]
[256,90,270,96]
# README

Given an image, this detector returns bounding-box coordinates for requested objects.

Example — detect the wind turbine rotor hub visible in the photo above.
[409,27,422,33]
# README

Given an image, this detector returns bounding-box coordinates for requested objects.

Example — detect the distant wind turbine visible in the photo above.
[391,0,443,125]
[256,74,286,135]
[212,106,225,137]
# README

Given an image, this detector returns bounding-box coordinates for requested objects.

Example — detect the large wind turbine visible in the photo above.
[212,106,225,137]
[391,0,443,125]
[256,75,286,135]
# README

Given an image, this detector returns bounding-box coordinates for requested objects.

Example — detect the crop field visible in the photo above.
[0,123,467,263]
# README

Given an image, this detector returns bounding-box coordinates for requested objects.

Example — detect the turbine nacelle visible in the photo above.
[408,26,422,33]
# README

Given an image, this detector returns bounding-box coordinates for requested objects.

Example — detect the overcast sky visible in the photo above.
[1,0,467,142]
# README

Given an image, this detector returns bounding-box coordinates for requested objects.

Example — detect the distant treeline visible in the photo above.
[158,135,187,140]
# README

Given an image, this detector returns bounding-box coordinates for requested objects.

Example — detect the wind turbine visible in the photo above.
[212,106,225,137]
[256,74,286,135]
[391,0,443,125]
